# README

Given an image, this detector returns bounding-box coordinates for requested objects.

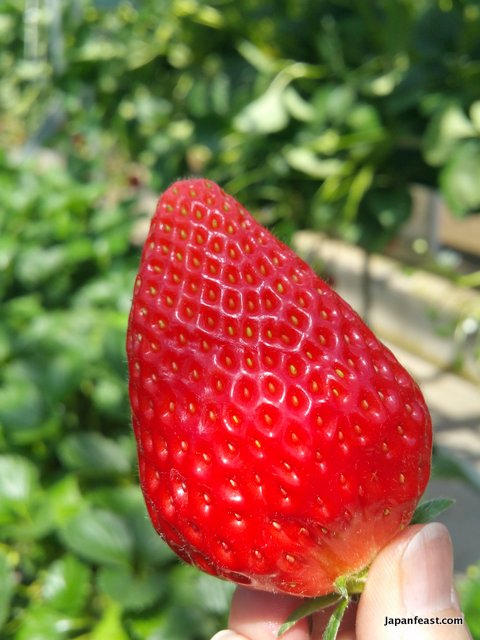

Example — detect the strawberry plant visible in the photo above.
[127,179,435,636]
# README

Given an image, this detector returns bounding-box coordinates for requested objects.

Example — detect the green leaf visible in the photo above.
[14,604,73,640]
[411,498,455,524]
[424,104,476,166]
[277,593,342,636]
[57,432,131,476]
[0,550,15,631]
[234,74,290,134]
[457,562,480,637]
[97,565,165,611]
[322,597,349,640]
[59,508,133,566]
[48,475,85,527]
[0,455,39,507]
[88,485,175,566]
[90,601,129,640]
[440,140,480,215]
[284,147,344,178]
[0,366,44,442]
[41,555,91,615]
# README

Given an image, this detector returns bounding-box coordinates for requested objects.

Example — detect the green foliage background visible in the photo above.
[1,0,480,638]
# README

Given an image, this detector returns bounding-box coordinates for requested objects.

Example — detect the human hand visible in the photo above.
[210,523,472,640]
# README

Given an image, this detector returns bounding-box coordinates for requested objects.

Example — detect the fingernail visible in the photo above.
[401,523,457,616]
[211,632,245,640]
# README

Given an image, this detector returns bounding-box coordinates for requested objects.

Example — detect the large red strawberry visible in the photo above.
[127,178,432,600]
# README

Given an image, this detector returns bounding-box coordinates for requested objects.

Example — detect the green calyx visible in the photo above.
[277,566,369,639]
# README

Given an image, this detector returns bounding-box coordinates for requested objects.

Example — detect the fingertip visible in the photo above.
[229,586,310,640]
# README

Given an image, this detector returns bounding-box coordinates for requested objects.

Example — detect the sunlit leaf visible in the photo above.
[41,555,91,615]
[90,601,129,640]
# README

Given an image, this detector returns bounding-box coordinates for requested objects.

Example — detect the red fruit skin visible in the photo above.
[127,179,432,597]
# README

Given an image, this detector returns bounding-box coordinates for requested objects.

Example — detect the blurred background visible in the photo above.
[1,0,480,638]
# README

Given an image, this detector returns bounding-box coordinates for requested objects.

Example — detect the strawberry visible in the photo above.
[126,178,432,599]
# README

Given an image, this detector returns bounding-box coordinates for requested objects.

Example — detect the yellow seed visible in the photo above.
[289,364,298,376]
[399,473,405,484]
[245,325,253,338]
[276,282,285,294]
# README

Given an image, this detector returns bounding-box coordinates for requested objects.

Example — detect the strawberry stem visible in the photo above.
[277,566,369,638]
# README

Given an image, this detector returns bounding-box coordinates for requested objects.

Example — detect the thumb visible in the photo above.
[356,523,472,640]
